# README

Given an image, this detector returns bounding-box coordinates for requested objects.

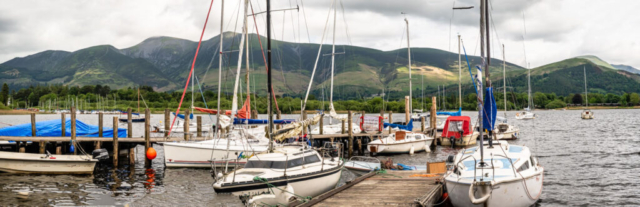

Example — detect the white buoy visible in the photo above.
[410,146,415,155]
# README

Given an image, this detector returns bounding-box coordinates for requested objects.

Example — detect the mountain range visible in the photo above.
[2,32,640,99]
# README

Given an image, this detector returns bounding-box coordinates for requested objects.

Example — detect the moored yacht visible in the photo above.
[444,141,544,207]
[367,131,433,155]
[212,145,342,205]
[515,109,536,120]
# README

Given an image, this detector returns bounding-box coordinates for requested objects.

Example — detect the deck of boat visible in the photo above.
[290,171,443,206]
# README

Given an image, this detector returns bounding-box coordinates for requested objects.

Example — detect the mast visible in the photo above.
[137,87,140,113]
[405,17,412,113]
[503,44,507,117]
[458,35,462,109]
[584,66,588,108]
[478,0,488,167]
[329,0,337,125]
[216,0,224,138]
[267,0,274,153]
[528,63,531,109]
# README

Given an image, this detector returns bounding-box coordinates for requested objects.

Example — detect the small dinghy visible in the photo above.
[0,151,97,174]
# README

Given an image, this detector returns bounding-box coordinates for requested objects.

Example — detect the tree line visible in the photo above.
[1,84,639,113]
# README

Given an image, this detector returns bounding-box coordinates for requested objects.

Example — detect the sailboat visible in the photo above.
[119,87,147,123]
[306,1,360,135]
[367,16,434,154]
[445,2,543,206]
[581,66,594,119]
[515,64,536,120]
[494,44,520,140]
[213,1,342,205]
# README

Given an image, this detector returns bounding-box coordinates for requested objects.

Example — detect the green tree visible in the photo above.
[545,100,566,109]
[1,83,8,105]
[572,93,583,105]
[630,93,640,105]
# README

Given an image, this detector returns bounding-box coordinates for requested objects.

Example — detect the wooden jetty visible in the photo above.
[290,171,444,206]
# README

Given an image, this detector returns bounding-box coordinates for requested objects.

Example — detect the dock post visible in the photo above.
[19,143,25,153]
[341,120,345,134]
[129,147,135,166]
[421,116,425,132]
[184,108,190,141]
[361,110,366,133]
[431,97,436,136]
[127,108,132,138]
[71,107,76,155]
[113,117,119,167]
[145,108,151,168]
[164,109,170,137]
[348,110,353,158]
[31,113,36,137]
[277,110,282,130]
[319,113,324,135]
[302,110,307,134]
[56,144,61,155]
[252,110,258,120]
[61,113,66,136]
[405,96,410,124]
[197,116,202,138]
[39,141,45,154]
[389,111,393,134]
[97,112,103,149]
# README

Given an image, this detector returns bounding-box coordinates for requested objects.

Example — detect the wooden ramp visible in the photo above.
[291,171,443,207]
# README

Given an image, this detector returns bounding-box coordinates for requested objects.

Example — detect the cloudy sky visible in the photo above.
[1,0,639,69]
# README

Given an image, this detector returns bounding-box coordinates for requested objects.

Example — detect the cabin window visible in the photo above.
[304,155,321,164]
[517,161,530,172]
[243,154,321,169]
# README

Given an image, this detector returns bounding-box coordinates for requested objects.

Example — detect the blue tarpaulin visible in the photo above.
[483,87,497,131]
[0,118,127,137]
[383,119,413,131]
[173,112,194,120]
[437,108,462,116]
[233,118,295,125]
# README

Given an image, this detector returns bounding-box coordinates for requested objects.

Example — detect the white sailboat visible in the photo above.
[515,64,536,120]
[305,1,359,135]
[213,2,342,205]
[0,151,97,174]
[581,66,594,119]
[495,44,520,140]
[445,2,543,206]
[162,0,269,168]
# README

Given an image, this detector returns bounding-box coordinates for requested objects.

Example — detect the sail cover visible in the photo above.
[383,119,413,131]
[173,112,194,120]
[437,108,462,116]
[483,87,497,131]
[329,103,348,121]
[0,118,127,137]
[233,118,295,125]
[193,95,251,119]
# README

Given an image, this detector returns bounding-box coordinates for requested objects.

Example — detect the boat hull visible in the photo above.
[367,139,432,154]
[0,152,97,174]
[163,142,267,168]
[214,166,342,198]
[445,172,543,207]
[439,133,478,147]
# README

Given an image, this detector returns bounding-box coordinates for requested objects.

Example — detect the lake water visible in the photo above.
[0,109,638,206]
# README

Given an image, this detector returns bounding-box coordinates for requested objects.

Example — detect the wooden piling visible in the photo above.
[145,108,151,168]
[319,113,324,135]
[277,110,282,130]
[341,120,346,134]
[61,113,66,136]
[197,116,202,137]
[164,109,170,137]
[361,111,366,133]
[252,110,258,120]
[421,116,425,132]
[430,97,436,130]
[184,108,190,141]
[113,117,119,167]
[388,111,393,134]
[97,112,103,150]
[302,110,307,134]
[348,110,353,158]
[405,96,410,124]
[31,113,36,137]
[127,108,132,138]
[19,143,25,153]
[129,147,135,166]
[56,144,61,155]
[71,107,76,155]
[39,141,45,154]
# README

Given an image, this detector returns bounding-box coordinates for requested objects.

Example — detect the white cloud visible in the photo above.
[0,0,639,70]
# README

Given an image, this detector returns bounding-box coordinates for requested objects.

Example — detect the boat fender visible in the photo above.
[410,146,415,155]
[449,137,456,148]
[446,155,455,163]
[146,147,157,160]
[469,181,491,204]
[69,141,75,153]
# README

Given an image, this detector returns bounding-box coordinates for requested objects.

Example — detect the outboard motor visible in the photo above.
[92,148,110,161]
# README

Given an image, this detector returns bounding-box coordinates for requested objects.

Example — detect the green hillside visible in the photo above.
[2,32,640,99]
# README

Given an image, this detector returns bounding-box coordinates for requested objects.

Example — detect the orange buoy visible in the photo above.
[146,147,157,160]
[443,192,449,199]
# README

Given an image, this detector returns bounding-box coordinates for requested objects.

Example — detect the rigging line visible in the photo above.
[224,0,242,33]
[168,0,215,137]
[300,0,312,42]
[249,1,280,110]
[195,76,214,122]
[339,0,353,45]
